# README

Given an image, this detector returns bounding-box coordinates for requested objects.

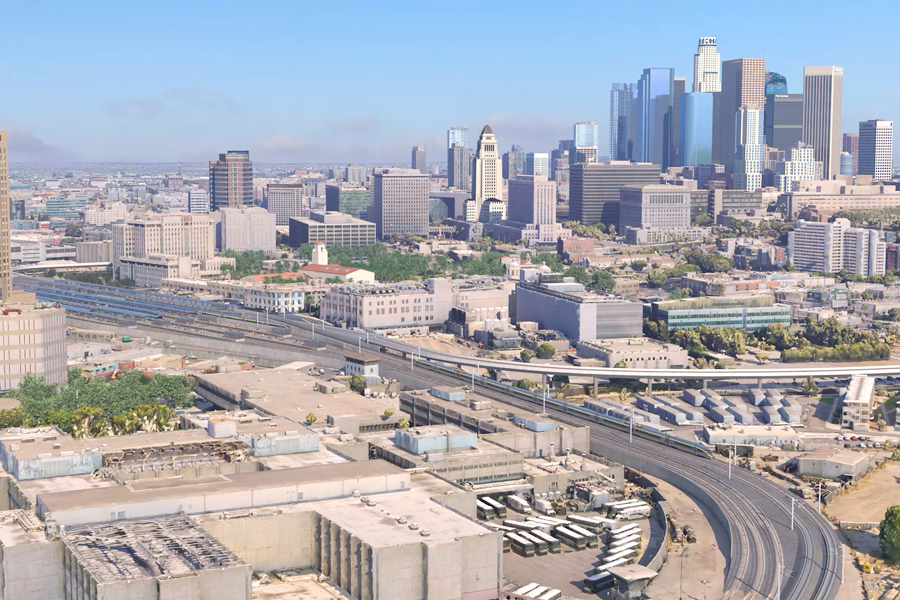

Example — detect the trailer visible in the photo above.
[488,524,516,533]
[583,571,615,593]
[507,533,535,557]
[528,515,569,527]
[616,505,651,520]
[482,497,507,518]
[606,499,646,509]
[603,547,637,562]
[519,531,549,555]
[553,527,587,550]
[476,500,495,520]
[506,495,532,514]
[530,529,561,554]
[566,523,599,548]
[534,498,556,516]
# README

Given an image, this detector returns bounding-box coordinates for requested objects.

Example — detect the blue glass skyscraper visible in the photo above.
[679,92,714,167]
[609,84,634,160]
[637,68,675,169]
[765,72,788,95]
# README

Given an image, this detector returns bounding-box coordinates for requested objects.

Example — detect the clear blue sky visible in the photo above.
[2,0,895,164]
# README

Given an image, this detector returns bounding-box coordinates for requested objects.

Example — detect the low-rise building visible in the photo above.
[796,448,875,481]
[515,273,642,341]
[288,211,376,247]
[575,337,691,368]
[643,294,791,331]
[681,273,779,297]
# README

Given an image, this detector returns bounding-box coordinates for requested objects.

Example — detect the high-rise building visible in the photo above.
[512,145,526,176]
[734,108,766,191]
[619,185,692,231]
[679,92,714,166]
[802,66,844,180]
[764,93,803,152]
[325,183,370,218]
[609,84,634,160]
[188,190,210,214]
[0,131,10,302]
[842,133,859,176]
[840,152,854,177]
[219,207,276,252]
[345,164,367,185]
[448,142,471,191]
[719,58,766,175]
[858,119,893,180]
[765,72,788,95]
[777,143,818,192]
[448,127,469,148]
[637,68,675,169]
[569,161,660,227]
[526,152,549,178]
[209,151,253,210]
[789,218,885,277]
[507,175,556,225]
[573,121,599,164]
[472,126,502,221]
[266,183,307,226]
[671,77,687,167]
[692,37,721,93]
[372,169,430,239]
[411,146,427,173]
[551,140,573,180]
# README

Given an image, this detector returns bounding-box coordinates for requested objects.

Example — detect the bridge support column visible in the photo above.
[702,379,708,390]
[646,379,653,395]
[593,377,598,398]
[757,378,763,389]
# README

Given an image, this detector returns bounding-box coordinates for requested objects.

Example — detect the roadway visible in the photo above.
[19,276,843,599]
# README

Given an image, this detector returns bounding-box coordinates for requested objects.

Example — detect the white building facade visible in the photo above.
[788,218,885,277]
[858,119,893,181]
[472,125,503,222]
[692,37,721,92]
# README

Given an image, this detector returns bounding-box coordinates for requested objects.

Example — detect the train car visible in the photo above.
[553,527,586,550]
[506,533,535,557]
[482,497,507,518]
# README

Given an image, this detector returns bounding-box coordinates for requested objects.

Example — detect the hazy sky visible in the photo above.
[2,0,895,164]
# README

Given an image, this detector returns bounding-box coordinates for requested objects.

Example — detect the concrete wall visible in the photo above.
[1,539,64,600]
[201,512,317,572]
[483,427,590,458]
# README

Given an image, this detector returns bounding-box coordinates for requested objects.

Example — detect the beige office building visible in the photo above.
[719,58,766,171]
[371,169,429,240]
[0,131,10,303]
[218,207,276,252]
[112,213,215,281]
[472,125,503,222]
[802,66,843,180]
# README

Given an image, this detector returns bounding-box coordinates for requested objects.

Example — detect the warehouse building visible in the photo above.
[796,448,875,481]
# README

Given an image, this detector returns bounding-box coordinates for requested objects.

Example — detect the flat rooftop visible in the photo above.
[37,460,406,515]
[181,409,310,437]
[800,448,873,466]
[195,365,398,422]
[63,515,246,583]
[3,428,216,461]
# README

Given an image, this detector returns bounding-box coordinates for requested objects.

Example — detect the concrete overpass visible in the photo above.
[13,262,111,273]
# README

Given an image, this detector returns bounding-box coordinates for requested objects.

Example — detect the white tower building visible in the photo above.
[858,119,893,181]
[692,37,721,92]
[472,125,502,222]
[734,107,765,191]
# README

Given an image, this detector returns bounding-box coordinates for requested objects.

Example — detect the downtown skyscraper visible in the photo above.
[636,68,675,170]
[209,151,253,210]
[692,37,721,92]
[472,125,502,221]
[411,145,426,173]
[447,127,468,148]
[858,119,893,180]
[0,132,9,302]
[734,108,766,190]
[573,121,599,164]
[609,84,634,160]
[802,66,843,180]
[718,58,766,174]
[448,142,471,192]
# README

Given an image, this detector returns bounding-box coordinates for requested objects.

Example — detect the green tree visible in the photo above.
[397,417,410,428]
[0,408,29,429]
[349,373,367,394]
[513,379,534,390]
[667,287,692,300]
[802,376,820,396]
[614,360,627,368]
[306,413,317,425]
[520,348,535,363]
[536,343,556,360]
[592,270,616,293]
[630,259,648,272]
[692,213,713,226]
[880,506,900,562]
[646,269,668,288]
[72,407,107,438]
[383,407,394,418]
[563,264,591,285]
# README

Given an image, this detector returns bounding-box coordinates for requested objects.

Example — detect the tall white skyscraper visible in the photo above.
[692,37,721,92]
[777,143,818,192]
[0,132,10,302]
[734,107,765,191]
[858,119,893,180]
[472,125,502,222]
[573,121,599,163]
[802,66,843,180]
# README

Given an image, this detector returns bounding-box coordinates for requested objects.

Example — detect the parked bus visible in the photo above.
[583,571,615,593]
[507,533,535,557]
[553,527,586,550]
[530,529,561,554]
[609,523,640,537]
[512,583,539,596]
[476,500,495,520]
[594,556,631,573]
[603,548,637,564]
[504,520,541,532]
[538,589,561,600]
[524,586,548,599]
[566,523,599,548]
[616,505,651,520]
[519,531,549,555]
[482,496,507,518]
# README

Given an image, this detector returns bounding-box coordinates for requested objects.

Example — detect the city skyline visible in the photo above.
[2,1,897,165]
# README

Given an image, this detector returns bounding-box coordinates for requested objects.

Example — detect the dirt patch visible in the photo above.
[826,461,900,524]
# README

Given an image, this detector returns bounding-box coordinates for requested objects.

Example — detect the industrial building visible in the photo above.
[795,448,875,481]
[642,294,791,331]
[515,273,642,341]
[575,337,691,369]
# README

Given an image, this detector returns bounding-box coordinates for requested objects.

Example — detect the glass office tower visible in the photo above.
[679,92,714,166]
[637,68,675,170]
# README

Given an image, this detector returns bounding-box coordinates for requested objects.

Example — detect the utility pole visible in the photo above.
[629,407,634,443]
[358,337,361,353]
[728,449,733,480]
[818,481,822,515]
[791,498,796,530]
